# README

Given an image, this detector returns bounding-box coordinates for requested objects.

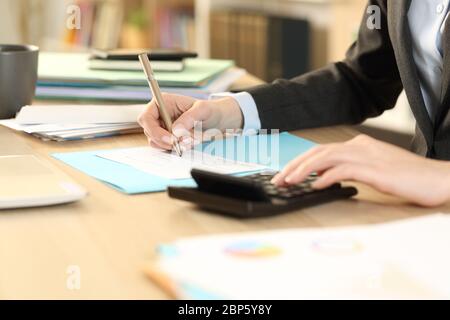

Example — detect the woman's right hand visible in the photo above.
[138,93,244,151]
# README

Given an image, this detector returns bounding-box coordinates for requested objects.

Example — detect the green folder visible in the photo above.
[38,52,234,87]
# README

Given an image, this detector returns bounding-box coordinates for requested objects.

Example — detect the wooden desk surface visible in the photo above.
[0,74,447,299]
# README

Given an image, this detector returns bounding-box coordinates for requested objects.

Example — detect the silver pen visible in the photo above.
[138,53,182,157]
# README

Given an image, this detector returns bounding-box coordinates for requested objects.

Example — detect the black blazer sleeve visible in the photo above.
[247,0,403,131]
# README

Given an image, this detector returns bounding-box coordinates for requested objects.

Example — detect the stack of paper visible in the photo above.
[36,52,242,102]
[0,105,145,141]
[148,214,450,299]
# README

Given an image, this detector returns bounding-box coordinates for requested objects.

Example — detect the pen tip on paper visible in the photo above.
[174,141,183,157]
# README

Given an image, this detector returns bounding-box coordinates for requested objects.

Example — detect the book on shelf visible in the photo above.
[154,3,195,50]
[63,0,124,50]
[210,10,310,82]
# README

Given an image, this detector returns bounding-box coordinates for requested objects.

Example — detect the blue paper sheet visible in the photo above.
[52,133,316,194]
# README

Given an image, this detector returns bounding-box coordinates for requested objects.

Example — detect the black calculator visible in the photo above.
[167,169,358,218]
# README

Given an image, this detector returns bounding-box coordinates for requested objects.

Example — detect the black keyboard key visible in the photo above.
[242,171,322,200]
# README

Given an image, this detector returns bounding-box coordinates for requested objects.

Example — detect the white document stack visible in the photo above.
[0,104,145,141]
[150,214,450,299]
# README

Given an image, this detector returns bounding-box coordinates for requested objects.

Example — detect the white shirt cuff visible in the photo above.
[209,91,262,135]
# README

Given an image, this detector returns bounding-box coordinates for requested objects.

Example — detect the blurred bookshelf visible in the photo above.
[0,0,195,52]
[198,0,365,81]
[209,10,310,82]
[2,0,361,72]
[63,0,196,51]
[198,1,364,62]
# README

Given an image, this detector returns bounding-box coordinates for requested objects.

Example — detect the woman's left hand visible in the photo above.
[271,134,450,207]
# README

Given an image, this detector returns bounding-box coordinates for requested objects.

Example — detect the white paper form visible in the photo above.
[0,119,138,133]
[96,146,268,180]
[14,104,146,125]
[155,214,450,299]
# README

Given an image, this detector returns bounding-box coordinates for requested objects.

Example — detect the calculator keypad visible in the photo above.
[244,172,318,199]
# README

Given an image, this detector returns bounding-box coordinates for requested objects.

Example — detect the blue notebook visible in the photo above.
[52,133,316,194]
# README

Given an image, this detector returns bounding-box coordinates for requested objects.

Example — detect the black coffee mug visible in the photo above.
[0,45,39,119]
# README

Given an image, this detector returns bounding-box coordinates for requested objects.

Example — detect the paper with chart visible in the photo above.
[96,146,268,180]
[153,214,450,299]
